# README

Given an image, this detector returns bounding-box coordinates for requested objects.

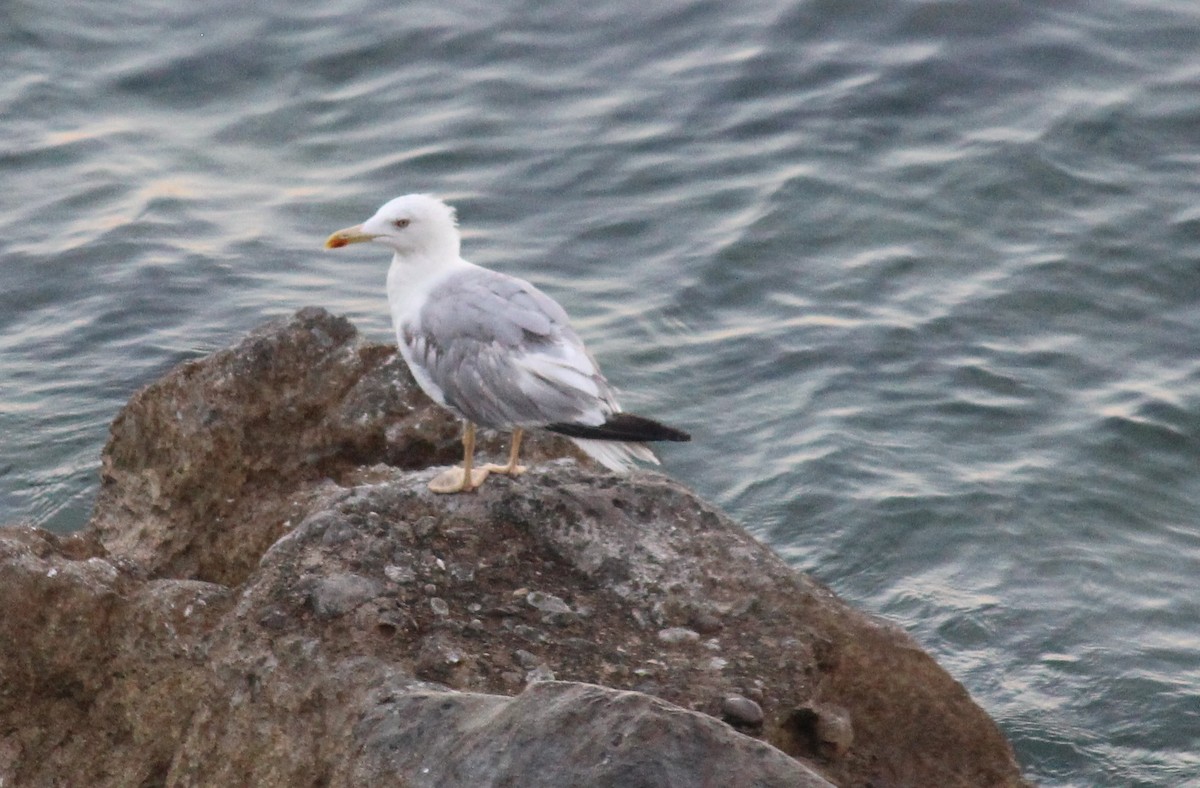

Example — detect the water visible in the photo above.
[2,0,1198,783]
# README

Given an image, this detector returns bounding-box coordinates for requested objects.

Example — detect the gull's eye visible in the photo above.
[393,218,410,229]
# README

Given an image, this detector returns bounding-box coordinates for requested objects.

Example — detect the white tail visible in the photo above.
[570,438,660,472]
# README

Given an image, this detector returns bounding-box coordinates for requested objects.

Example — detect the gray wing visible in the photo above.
[400,266,619,430]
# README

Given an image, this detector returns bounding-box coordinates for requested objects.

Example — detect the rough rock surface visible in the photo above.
[0,308,1028,787]
[88,307,577,588]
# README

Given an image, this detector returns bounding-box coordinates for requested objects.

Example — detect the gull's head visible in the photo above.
[324,193,459,259]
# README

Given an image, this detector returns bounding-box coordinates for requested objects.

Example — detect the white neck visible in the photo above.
[385,250,473,327]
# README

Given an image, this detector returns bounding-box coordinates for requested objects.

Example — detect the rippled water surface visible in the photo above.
[3,1,1200,783]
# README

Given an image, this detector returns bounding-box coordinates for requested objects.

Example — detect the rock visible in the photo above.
[0,308,1028,787]
[524,664,556,684]
[705,656,730,671]
[525,590,571,614]
[785,703,856,761]
[351,682,824,787]
[514,649,540,670]
[525,590,576,626]
[0,526,232,787]
[384,564,417,584]
[722,694,765,728]
[415,635,471,685]
[87,307,577,587]
[310,573,381,618]
[658,627,701,644]
[688,608,724,634]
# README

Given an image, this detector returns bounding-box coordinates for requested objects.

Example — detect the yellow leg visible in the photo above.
[429,422,490,494]
[483,428,528,477]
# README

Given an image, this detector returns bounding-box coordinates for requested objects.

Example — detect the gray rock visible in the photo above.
[524,664,556,684]
[514,649,540,670]
[525,590,571,615]
[311,573,380,618]
[0,309,1028,788]
[787,703,855,761]
[657,627,701,644]
[353,682,829,787]
[415,636,470,685]
[526,590,576,626]
[722,694,765,728]
[383,564,416,584]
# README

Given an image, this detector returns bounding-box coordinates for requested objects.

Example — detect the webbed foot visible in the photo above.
[428,466,490,494]
[482,462,528,477]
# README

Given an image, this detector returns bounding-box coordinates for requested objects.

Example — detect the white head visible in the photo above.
[325,194,460,259]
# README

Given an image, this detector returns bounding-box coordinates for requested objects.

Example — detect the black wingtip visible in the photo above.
[546,413,691,443]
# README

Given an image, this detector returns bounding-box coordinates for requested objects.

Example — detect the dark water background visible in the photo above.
[3,1,1199,784]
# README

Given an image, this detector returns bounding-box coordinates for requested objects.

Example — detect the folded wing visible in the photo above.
[399,266,686,472]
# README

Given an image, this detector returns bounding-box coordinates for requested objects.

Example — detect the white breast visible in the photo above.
[386,252,468,413]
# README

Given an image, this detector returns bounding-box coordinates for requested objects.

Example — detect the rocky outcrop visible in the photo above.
[0,308,1027,787]
[88,307,579,588]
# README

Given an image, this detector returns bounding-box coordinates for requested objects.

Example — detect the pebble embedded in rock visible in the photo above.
[722,695,764,728]
[526,591,572,615]
[786,703,855,761]
[320,521,357,547]
[512,624,545,643]
[310,573,381,618]
[413,515,437,538]
[815,706,853,759]
[384,564,416,584]
[526,591,576,626]
[258,607,289,630]
[690,611,723,634]
[429,597,450,617]
[413,636,467,685]
[514,649,540,669]
[657,627,700,644]
[525,664,555,683]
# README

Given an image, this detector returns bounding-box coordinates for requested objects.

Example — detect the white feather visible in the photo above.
[570,438,659,472]
[518,352,602,399]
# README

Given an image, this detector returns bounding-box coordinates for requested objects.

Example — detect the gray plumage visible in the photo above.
[401,267,618,431]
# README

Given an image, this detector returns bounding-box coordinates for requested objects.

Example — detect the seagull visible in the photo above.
[325,194,690,494]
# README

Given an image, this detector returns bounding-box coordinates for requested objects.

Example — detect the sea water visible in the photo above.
[3,1,1199,783]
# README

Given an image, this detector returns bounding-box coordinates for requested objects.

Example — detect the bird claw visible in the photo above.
[428,466,490,494]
